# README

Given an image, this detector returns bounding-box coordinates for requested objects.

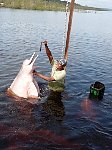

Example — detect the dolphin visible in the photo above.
[7,52,40,99]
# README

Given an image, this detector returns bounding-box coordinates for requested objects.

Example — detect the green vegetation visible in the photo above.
[0,0,110,11]
[0,0,67,11]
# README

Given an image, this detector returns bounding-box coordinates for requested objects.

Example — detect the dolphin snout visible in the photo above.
[29,52,38,65]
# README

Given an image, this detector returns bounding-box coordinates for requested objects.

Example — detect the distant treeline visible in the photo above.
[0,0,68,11]
[0,0,109,11]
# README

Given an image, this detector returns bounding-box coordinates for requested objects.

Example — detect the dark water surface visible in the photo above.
[0,8,112,150]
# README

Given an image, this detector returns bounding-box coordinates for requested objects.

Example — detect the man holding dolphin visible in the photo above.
[33,41,67,92]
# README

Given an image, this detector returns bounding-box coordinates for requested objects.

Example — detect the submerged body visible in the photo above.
[7,53,40,99]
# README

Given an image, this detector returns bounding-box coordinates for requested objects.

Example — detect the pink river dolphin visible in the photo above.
[7,52,40,99]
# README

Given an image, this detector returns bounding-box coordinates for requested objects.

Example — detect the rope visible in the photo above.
[61,0,69,58]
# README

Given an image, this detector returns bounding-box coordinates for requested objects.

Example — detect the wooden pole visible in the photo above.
[64,0,75,60]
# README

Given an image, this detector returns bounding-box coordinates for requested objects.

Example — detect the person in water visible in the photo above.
[33,41,67,92]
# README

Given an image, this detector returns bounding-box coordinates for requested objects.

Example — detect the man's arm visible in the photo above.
[33,71,55,81]
[43,41,53,64]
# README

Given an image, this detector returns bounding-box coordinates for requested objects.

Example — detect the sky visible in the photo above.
[76,0,112,9]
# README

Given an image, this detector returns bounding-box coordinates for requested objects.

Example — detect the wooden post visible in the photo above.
[64,0,75,60]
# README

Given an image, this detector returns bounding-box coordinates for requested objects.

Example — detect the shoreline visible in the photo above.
[0,1,110,12]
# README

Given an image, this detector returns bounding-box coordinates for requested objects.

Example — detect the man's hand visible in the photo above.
[42,40,48,45]
[42,40,53,64]
[33,70,37,75]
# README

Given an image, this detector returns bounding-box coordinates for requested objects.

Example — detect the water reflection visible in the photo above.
[0,93,76,149]
[80,98,97,120]
[8,100,37,130]
[42,91,65,121]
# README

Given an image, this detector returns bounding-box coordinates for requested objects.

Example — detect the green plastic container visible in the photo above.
[89,81,105,100]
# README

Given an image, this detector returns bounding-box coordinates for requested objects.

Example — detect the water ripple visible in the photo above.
[0,8,112,150]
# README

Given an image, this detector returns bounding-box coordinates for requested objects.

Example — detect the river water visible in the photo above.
[0,8,112,150]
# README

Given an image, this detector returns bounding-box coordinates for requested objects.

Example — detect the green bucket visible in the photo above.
[89,81,105,100]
